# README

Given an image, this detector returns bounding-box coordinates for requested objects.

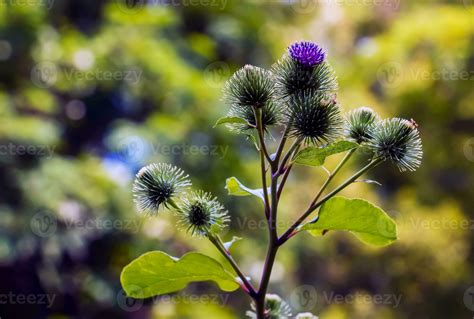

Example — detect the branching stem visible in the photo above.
[279,157,383,245]
[208,234,258,298]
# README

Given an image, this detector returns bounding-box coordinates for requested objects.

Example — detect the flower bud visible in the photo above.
[369,118,423,172]
[177,191,229,237]
[288,41,326,67]
[273,41,337,100]
[286,91,343,145]
[226,101,282,134]
[223,64,275,109]
[132,163,191,215]
[345,106,380,144]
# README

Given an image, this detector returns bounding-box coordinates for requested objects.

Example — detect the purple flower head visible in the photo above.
[288,41,326,67]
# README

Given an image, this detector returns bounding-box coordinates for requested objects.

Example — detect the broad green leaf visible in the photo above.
[213,116,249,128]
[302,197,397,246]
[225,177,268,201]
[294,141,358,166]
[121,251,239,298]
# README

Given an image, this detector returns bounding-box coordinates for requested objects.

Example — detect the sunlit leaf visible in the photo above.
[294,141,358,166]
[302,197,397,246]
[214,116,249,128]
[121,251,239,298]
[225,177,268,201]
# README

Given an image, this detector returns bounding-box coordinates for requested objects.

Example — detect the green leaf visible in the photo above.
[246,133,259,150]
[120,251,239,298]
[294,141,358,166]
[223,236,242,251]
[225,177,268,201]
[302,197,397,246]
[213,116,249,128]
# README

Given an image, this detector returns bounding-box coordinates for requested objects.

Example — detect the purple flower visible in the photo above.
[288,41,326,67]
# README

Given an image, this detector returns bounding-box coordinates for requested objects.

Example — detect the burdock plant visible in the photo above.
[120,41,423,318]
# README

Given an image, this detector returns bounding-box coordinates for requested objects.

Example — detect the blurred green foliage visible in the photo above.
[0,1,472,318]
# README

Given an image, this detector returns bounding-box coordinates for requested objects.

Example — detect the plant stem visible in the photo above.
[254,107,272,164]
[309,148,356,207]
[256,159,281,318]
[273,124,291,167]
[279,157,383,245]
[255,238,278,318]
[208,234,257,298]
[256,183,279,317]
[254,108,271,217]
[279,137,302,173]
[276,142,301,199]
[277,163,293,199]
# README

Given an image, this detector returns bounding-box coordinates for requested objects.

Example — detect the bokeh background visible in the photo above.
[0,0,473,318]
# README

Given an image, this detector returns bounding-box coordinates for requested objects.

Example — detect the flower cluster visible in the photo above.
[132,163,229,237]
[273,41,337,100]
[221,41,422,171]
[126,41,424,319]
